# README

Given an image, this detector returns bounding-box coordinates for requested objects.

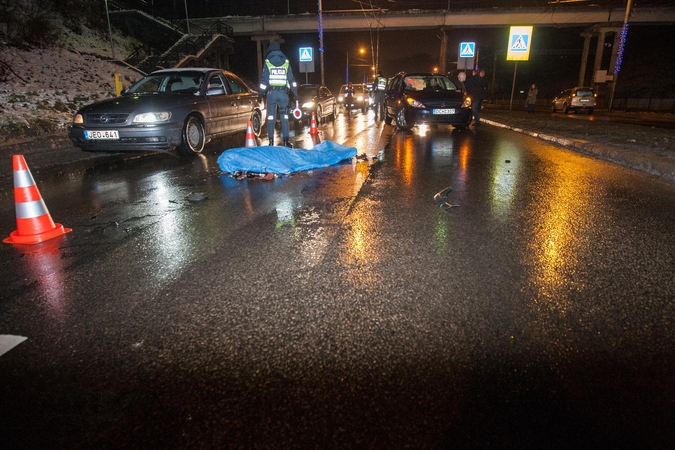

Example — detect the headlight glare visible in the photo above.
[132,112,171,123]
[463,97,472,108]
[302,101,314,108]
[406,98,425,108]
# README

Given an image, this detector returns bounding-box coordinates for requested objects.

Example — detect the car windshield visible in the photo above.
[403,76,457,92]
[298,86,319,98]
[576,89,593,97]
[126,72,205,94]
[340,85,364,95]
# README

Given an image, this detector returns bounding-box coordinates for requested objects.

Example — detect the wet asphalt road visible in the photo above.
[1,111,675,449]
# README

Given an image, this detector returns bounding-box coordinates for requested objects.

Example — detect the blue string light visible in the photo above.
[614,23,628,74]
[318,1,324,53]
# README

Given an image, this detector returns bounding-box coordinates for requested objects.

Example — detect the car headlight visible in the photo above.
[302,101,314,108]
[463,97,472,108]
[132,112,171,123]
[338,96,344,102]
[406,98,426,109]
[73,114,83,125]
[357,96,363,101]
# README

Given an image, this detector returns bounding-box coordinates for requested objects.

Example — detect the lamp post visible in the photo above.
[346,48,366,84]
[184,0,191,34]
[104,0,116,60]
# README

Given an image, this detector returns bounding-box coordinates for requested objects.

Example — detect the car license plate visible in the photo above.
[580,99,590,103]
[433,108,455,115]
[84,130,119,140]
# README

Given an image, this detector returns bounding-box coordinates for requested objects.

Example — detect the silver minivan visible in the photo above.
[551,87,596,114]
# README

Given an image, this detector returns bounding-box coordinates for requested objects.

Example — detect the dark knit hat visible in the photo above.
[267,41,280,54]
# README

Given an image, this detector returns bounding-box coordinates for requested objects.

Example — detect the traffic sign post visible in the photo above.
[299,47,315,72]
[457,42,475,71]
[506,26,533,110]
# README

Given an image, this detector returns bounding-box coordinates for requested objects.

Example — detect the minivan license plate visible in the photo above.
[85,130,119,140]
[433,108,454,115]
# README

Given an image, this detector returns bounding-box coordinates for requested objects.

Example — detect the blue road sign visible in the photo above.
[460,42,475,58]
[299,47,313,62]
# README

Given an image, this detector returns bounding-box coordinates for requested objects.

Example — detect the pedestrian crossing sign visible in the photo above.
[506,26,533,61]
[459,42,475,58]
[299,47,313,62]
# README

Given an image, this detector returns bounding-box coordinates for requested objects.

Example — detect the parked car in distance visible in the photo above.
[293,84,337,124]
[384,72,472,130]
[68,68,264,156]
[337,83,369,113]
[551,86,596,114]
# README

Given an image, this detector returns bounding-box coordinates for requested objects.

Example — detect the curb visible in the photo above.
[483,118,675,183]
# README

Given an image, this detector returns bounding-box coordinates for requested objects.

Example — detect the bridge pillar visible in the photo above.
[439,27,450,74]
[579,25,622,91]
[579,32,593,86]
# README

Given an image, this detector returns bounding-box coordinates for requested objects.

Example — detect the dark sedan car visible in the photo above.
[384,72,472,130]
[68,68,264,155]
[294,84,337,124]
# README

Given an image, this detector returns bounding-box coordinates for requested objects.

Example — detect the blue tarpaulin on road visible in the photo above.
[217,140,357,175]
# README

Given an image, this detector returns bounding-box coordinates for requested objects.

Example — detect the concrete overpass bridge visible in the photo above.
[192,6,674,93]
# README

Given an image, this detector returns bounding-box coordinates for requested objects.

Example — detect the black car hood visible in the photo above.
[78,93,201,114]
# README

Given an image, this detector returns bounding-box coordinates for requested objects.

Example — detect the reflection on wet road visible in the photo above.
[1,112,675,448]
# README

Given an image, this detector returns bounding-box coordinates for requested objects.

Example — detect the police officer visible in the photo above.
[373,71,387,121]
[258,41,298,147]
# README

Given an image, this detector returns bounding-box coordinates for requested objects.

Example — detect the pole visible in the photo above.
[104,0,116,59]
[608,0,632,112]
[509,62,517,111]
[318,0,325,85]
[184,0,191,34]
[346,52,349,84]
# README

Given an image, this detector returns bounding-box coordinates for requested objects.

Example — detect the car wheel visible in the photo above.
[562,103,569,114]
[551,104,556,112]
[317,106,323,124]
[177,115,205,156]
[250,110,263,137]
[330,103,336,121]
[395,108,414,130]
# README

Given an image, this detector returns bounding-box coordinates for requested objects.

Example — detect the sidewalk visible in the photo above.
[481,107,675,183]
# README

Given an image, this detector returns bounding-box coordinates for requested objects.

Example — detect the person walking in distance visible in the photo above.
[465,69,487,125]
[258,41,299,147]
[373,71,387,121]
[526,83,538,113]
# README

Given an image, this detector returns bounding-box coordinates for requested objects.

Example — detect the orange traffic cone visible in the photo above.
[309,112,319,135]
[4,155,71,245]
[244,120,257,147]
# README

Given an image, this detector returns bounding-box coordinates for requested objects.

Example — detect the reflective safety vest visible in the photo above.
[266,60,289,87]
[376,76,387,91]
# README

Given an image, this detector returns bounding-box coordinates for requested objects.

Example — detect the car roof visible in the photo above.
[151,68,220,74]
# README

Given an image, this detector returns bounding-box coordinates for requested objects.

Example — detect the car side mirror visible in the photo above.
[207,86,225,96]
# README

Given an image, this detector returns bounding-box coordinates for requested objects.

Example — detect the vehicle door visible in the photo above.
[205,72,235,134]
[385,74,403,117]
[224,72,255,131]
[319,87,333,117]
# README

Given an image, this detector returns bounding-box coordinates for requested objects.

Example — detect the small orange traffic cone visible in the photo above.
[4,155,71,245]
[309,112,319,135]
[244,120,257,147]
